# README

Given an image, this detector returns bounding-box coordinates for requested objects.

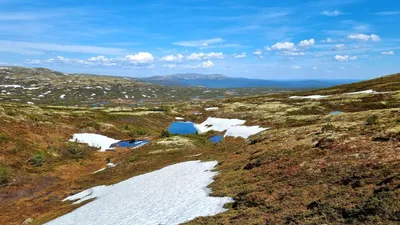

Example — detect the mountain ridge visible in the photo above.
[140,73,358,89]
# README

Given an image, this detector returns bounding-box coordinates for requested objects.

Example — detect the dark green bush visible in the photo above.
[0,166,11,185]
[0,133,10,143]
[65,142,88,159]
[366,115,378,125]
[160,130,171,138]
[31,153,45,167]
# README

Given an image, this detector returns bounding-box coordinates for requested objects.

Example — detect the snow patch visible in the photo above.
[175,117,184,120]
[46,161,233,225]
[69,133,119,152]
[345,90,377,95]
[225,125,268,139]
[0,85,22,88]
[93,163,117,174]
[60,94,66,99]
[205,107,219,111]
[289,95,328,99]
[195,117,267,139]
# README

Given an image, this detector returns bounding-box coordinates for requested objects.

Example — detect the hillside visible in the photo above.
[298,72,400,95]
[0,72,399,224]
[0,67,278,106]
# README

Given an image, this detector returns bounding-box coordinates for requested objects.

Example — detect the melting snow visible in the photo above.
[289,95,328,99]
[0,84,22,88]
[46,161,233,225]
[196,117,245,133]
[346,90,377,95]
[195,117,267,139]
[224,125,267,139]
[93,163,117,174]
[69,133,120,152]
[205,107,219,111]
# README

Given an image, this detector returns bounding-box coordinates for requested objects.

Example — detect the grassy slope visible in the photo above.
[0,72,399,224]
[299,72,400,95]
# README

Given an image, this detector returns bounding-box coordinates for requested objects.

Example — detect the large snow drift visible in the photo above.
[46,161,233,225]
[69,133,120,152]
[195,117,267,139]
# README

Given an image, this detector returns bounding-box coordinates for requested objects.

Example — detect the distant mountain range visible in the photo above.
[140,73,358,89]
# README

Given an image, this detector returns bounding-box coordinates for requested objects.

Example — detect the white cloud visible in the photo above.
[381,51,394,55]
[125,52,154,64]
[233,52,247,58]
[269,42,296,51]
[290,65,301,69]
[160,54,184,62]
[202,60,215,68]
[172,38,224,47]
[335,55,357,61]
[88,55,110,62]
[26,52,155,67]
[253,50,262,55]
[313,66,318,70]
[321,10,342,16]
[370,34,381,41]
[278,51,305,56]
[187,52,224,60]
[298,39,315,48]
[0,40,126,55]
[347,34,381,41]
[185,60,215,69]
[163,64,177,68]
[326,38,335,43]
[334,44,346,50]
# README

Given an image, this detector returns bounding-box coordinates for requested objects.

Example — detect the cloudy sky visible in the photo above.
[0,0,399,79]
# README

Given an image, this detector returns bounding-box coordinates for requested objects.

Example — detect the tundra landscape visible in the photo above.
[0,67,399,224]
[1,0,400,224]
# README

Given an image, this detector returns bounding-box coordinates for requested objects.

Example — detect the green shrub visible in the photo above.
[0,166,11,185]
[126,127,148,137]
[160,130,171,138]
[0,133,10,143]
[65,142,88,159]
[366,115,379,125]
[31,153,45,167]
[129,155,137,162]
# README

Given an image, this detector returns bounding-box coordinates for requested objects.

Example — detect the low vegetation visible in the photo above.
[0,70,399,224]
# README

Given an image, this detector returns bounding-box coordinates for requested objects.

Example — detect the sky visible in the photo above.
[0,0,399,79]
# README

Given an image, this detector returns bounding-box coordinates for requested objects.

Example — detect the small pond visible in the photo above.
[110,139,150,148]
[209,134,223,143]
[329,111,344,115]
[168,122,199,135]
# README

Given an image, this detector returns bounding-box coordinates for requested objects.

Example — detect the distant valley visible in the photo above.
[140,73,358,88]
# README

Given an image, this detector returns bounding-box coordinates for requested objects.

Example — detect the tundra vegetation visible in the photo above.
[0,68,399,224]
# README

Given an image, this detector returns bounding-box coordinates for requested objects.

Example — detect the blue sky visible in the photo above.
[0,0,399,79]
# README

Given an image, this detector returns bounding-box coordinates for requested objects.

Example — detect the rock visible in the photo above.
[313,137,334,149]
[22,218,33,225]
